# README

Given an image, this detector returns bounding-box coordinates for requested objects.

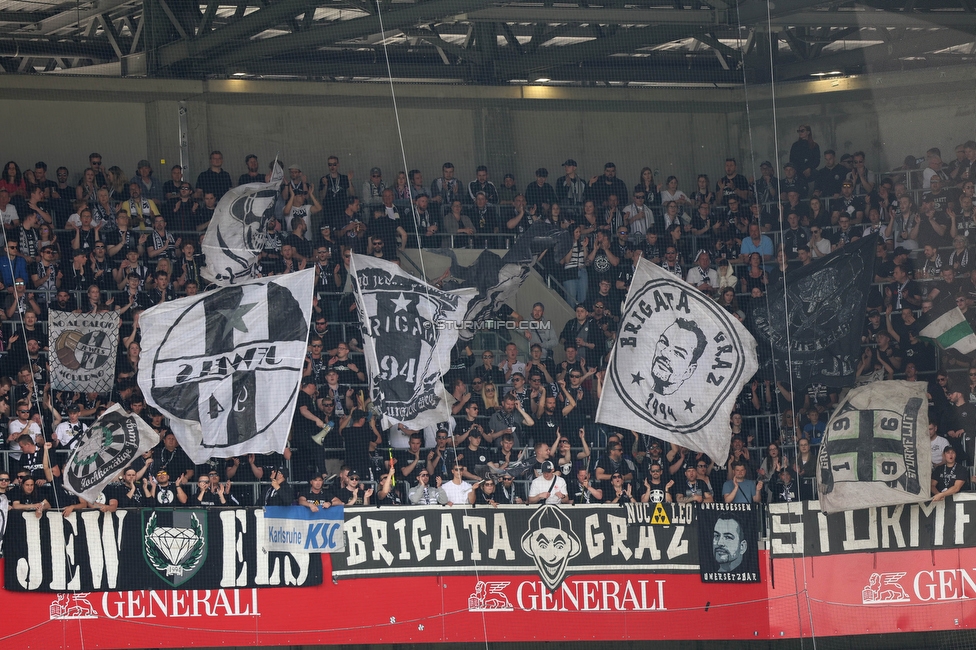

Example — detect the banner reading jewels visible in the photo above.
[769,494,976,557]
[4,508,322,592]
[332,504,700,589]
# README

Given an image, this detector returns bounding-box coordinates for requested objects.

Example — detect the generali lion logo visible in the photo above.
[50,593,97,619]
[861,572,910,604]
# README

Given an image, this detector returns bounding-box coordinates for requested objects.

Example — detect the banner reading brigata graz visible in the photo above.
[770,494,976,557]
[4,508,321,592]
[332,503,699,589]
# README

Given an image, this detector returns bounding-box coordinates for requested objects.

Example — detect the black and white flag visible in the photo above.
[201,162,283,286]
[596,258,758,465]
[350,254,475,430]
[750,234,878,388]
[818,381,930,513]
[433,223,571,343]
[50,311,119,394]
[63,404,159,503]
[139,270,314,464]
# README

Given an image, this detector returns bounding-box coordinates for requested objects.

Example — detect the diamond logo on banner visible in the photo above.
[143,510,207,586]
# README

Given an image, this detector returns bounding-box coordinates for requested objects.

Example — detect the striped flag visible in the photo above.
[920,306,976,355]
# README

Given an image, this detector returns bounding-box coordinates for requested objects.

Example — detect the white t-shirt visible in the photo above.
[529,474,568,504]
[0,203,18,226]
[8,419,42,460]
[56,420,89,449]
[931,435,950,466]
[441,480,472,505]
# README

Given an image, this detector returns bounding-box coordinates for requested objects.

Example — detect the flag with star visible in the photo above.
[138,269,315,464]
[349,254,476,430]
[817,380,930,513]
[595,258,758,466]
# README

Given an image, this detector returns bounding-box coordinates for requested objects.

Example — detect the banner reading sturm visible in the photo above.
[50,311,119,394]
[4,508,322,592]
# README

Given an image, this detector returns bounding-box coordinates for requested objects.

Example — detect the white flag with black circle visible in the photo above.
[139,269,314,464]
[350,254,475,430]
[63,404,159,503]
[596,258,759,465]
[201,162,283,286]
[817,381,930,513]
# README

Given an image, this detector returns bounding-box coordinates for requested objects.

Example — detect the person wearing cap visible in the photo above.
[133,159,163,204]
[143,467,188,507]
[284,179,322,242]
[497,173,518,205]
[259,467,296,506]
[780,162,805,199]
[430,162,461,210]
[54,403,88,450]
[754,161,779,206]
[283,163,311,197]
[556,159,586,205]
[585,162,628,209]
[467,165,498,205]
[917,193,954,250]
[194,150,232,201]
[528,460,569,504]
[361,166,386,206]
[623,188,653,236]
[525,168,557,214]
[771,468,799,503]
[458,426,491,482]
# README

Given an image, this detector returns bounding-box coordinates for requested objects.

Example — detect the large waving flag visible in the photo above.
[920,305,976,355]
[818,381,930,513]
[201,162,283,286]
[596,257,758,465]
[750,233,878,388]
[63,404,159,503]
[350,254,475,430]
[139,270,314,464]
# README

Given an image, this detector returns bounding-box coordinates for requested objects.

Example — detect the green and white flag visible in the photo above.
[920,306,976,355]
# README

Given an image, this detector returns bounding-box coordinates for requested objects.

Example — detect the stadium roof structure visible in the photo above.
[0,0,973,85]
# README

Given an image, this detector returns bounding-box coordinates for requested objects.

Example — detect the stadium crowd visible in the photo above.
[1,131,976,515]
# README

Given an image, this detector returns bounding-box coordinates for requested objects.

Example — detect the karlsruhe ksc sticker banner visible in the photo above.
[201,161,283,285]
[50,311,120,394]
[4,508,322,592]
[139,270,315,464]
[263,505,345,553]
[817,380,930,513]
[596,258,759,465]
[331,503,700,590]
[350,254,476,430]
[63,404,160,503]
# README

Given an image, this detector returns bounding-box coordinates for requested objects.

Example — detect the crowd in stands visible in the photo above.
[2,130,976,517]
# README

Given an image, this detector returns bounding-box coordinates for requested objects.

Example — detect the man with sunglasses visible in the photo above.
[408,468,447,505]
[472,350,505,385]
[319,156,354,222]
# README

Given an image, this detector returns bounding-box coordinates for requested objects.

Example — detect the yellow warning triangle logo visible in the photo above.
[650,503,670,525]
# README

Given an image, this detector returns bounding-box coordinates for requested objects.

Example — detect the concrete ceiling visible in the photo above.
[0,0,973,85]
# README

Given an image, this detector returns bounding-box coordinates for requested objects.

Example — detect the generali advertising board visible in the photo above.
[4,499,976,647]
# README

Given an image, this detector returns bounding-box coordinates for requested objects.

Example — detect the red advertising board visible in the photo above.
[0,556,769,648]
[8,549,976,647]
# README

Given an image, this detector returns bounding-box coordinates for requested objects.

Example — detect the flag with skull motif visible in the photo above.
[138,269,314,464]
[201,161,283,286]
